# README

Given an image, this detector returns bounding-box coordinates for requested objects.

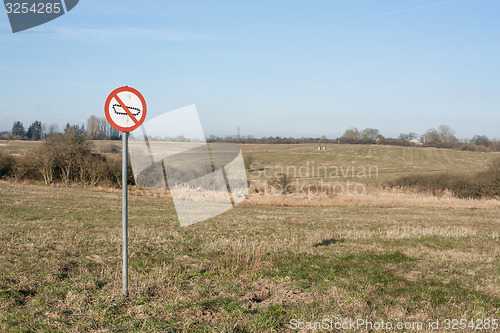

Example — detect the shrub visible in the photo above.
[12,155,40,182]
[0,151,15,179]
[0,132,11,140]
[77,153,108,186]
[243,154,255,171]
[460,144,490,152]
[490,141,500,152]
[13,131,133,187]
[424,141,460,149]
[99,143,121,154]
[269,173,294,194]
[105,154,135,188]
[388,158,500,199]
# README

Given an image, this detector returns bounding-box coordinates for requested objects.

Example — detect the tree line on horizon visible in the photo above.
[0,116,121,141]
[0,123,499,199]
[208,125,499,152]
[1,118,498,152]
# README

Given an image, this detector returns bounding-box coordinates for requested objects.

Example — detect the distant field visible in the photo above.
[0,140,41,155]
[0,182,498,332]
[240,144,499,183]
[0,140,120,155]
[2,140,497,184]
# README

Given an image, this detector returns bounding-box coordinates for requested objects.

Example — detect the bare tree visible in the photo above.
[361,128,382,140]
[341,128,360,140]
[398,133,409,141]
[438,125,457,142]
[86,115,120,140]
[424,128,441,142]
[471,135,489,147]
[47,123,60,135]
[57,130,91,184]
[86,115,99,139]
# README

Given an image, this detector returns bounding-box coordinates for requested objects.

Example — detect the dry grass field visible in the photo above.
[241,143,498,183]
[2,141,497,183]
[0,142,498,332]
[0,141,42,155]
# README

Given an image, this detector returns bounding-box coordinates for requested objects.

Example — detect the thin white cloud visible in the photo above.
[0,24,222,42]
[52,27,221,42]
[367,0,464,19]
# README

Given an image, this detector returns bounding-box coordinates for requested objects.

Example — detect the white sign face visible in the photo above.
[105,87,147,132]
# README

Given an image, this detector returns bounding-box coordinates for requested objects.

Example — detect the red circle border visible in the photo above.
[104,86,147,132]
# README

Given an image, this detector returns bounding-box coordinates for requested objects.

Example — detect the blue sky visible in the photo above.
[1,0,499,139]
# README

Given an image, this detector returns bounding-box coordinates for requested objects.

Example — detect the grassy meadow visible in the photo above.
[0,140,42,155]
[0,142,498,332]
[241,143,498,183]
[2,140,497,182]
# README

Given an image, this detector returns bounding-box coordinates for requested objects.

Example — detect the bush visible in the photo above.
[12,155,41,182]
[460,144,490,152]
[337,138,376,145]
[99,143,121,154]
[77,153,108,186]
[243,154,256,172]
[269,173,294,194]
[388,158,500,199]
[0,151,15,179]
[490,142,500,152]
[0,132,133,188]
[424,141,460,149]
[0,132,11,140]
[382,139,412,147]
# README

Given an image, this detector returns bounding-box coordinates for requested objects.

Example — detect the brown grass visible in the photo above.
[0,140,499,331]
[0,181,498,332]
[243,182,500,209]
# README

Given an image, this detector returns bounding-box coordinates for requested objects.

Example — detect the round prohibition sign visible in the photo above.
[105,87,147,132]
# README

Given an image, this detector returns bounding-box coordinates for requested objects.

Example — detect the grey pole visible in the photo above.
[122,131,129,297]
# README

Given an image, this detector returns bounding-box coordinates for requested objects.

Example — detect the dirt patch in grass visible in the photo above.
[242,279,314,310]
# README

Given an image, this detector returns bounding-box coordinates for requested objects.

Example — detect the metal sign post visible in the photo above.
[104,86,147,298]
[122,131,129,297]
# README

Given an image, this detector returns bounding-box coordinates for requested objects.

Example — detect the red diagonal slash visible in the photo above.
[113,93,139,125]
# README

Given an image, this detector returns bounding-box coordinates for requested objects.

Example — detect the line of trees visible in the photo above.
[208,125,499,152]
[339,125,462,146]
[0,116,121,141]
[86,115,121,140]
[9,120,43,140]
[2,119,499,152]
